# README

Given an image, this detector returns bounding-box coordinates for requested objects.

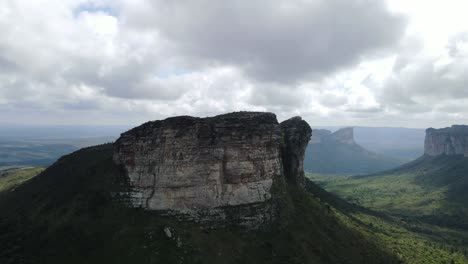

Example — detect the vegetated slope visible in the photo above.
[0,144,401,264]
[304,139,402,175]
[312,155,468,229]
[305,177,468,264]
[0,166,44,191]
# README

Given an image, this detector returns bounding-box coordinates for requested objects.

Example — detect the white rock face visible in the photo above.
[113,112,282,213]
[113,112,312,227]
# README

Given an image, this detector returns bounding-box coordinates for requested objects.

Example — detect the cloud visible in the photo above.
[381,32,468,109]
[6,0,468,128]
[121,0,406,83]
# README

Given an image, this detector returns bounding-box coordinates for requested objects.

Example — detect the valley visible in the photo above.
[304,127,403,175]
[309,125,468,263]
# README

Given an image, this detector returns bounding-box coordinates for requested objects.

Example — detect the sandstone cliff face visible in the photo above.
[113,112,311,223]
[425,125,468,157]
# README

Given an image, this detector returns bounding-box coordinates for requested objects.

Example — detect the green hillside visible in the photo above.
[2,145,468,263]
[309,154,468,263]
[304,140,402,175]
[0,144,403,264]
[305,178,468,264]
[310,155,468,229]
[0,166,44,192]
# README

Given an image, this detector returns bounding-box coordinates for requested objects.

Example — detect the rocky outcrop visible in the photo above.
[310,129,332,143]
[310,127,355,145]
[280,117,312,186]
[113,112,311,225]
[326,127,355,144]
[424,125,468,157]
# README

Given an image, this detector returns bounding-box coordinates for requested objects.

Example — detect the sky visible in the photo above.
[0,0,467,128]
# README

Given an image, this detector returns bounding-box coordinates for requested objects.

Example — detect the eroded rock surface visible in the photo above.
[114,112,282,212]
[113,112,312,225]
[280,117,312,186]
[425,125,468,157]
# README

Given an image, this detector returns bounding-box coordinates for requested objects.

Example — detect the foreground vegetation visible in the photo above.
[308,155,468,263]
[0,144,400,264]
[343,212,468,264]
[1,145,467,263]
[310,155,468,228]
[0,167,44,192]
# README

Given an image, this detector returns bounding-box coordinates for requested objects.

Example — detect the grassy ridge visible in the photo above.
[0,167,44,192]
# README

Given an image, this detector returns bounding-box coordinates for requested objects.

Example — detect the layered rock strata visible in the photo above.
[425,125,468,157]
[113,112,311,222]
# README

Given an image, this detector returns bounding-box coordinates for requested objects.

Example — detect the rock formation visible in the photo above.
[424,125,468,157]
[325,127,355,144]
[304,126,401,174]
[113,112,311,224]
[310,127,355,145]
[280,117,313,186]
[310,129,332,143]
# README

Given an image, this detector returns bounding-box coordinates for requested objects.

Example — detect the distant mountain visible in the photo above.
[304,127,402,175]
[424,125,468,156]
[313,126,425,161]
[314,125,468,229]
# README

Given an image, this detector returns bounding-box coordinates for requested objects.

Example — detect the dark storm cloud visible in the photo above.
[127,0,407,83]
